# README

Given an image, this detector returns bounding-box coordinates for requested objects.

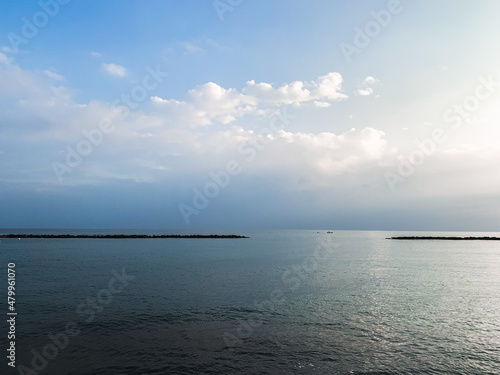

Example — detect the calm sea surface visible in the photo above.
[1,229,499,374]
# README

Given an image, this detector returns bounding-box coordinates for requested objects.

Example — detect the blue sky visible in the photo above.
[1,0,500,229]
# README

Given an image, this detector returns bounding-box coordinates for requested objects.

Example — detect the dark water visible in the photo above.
[1,229,500,374]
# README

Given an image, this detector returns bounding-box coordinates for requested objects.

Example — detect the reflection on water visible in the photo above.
[1,229,499,374]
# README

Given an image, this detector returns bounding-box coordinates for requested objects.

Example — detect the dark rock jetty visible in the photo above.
[0,234,249,239]
[388,236,500,240]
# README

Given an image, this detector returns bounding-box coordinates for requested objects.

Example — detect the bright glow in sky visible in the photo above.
[1,0,500,230]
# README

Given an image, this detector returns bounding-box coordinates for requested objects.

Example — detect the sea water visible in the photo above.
[0,229,499,374]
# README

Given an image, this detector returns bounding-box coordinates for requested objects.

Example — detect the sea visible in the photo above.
[0,229,499,374]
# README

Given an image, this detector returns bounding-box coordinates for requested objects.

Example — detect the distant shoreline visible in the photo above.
[0,234,249,239]
[388,236,500,240]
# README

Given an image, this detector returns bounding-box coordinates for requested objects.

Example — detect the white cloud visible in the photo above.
[102,63,127,77]
[355,76,379,96]
[313,72,348,100]
[363,76,378,85]
[0,58,391,190]
[199,126,389,175]
[2,54,500,228]
[151,82,257,127]
[0,56,72,104]
[313,101,331,108]
[244,72,347,105]
[185,82,256,124]
[356,88,373,96]
[91,51,102,58]
[149,72,347,128]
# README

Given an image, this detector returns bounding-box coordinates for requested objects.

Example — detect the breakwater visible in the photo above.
[388,236,500,240]
[0,234,249,239]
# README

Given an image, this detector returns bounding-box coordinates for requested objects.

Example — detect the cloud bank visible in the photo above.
[1,54,499,229]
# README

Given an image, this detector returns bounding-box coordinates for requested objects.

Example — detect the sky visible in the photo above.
[1,0,500,230]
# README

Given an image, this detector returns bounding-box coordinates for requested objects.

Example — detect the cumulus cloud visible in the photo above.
[102,63,127,77]
[192,125,389,183]
[313,101,331,108]
[185,82,256,123]
[244,72,347,105]
[355,76,379,96]
[0,57,392,190]
[151,82,256,127]
[363,76,378,85]
[150,72,347,128]
[356,88,373,96]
